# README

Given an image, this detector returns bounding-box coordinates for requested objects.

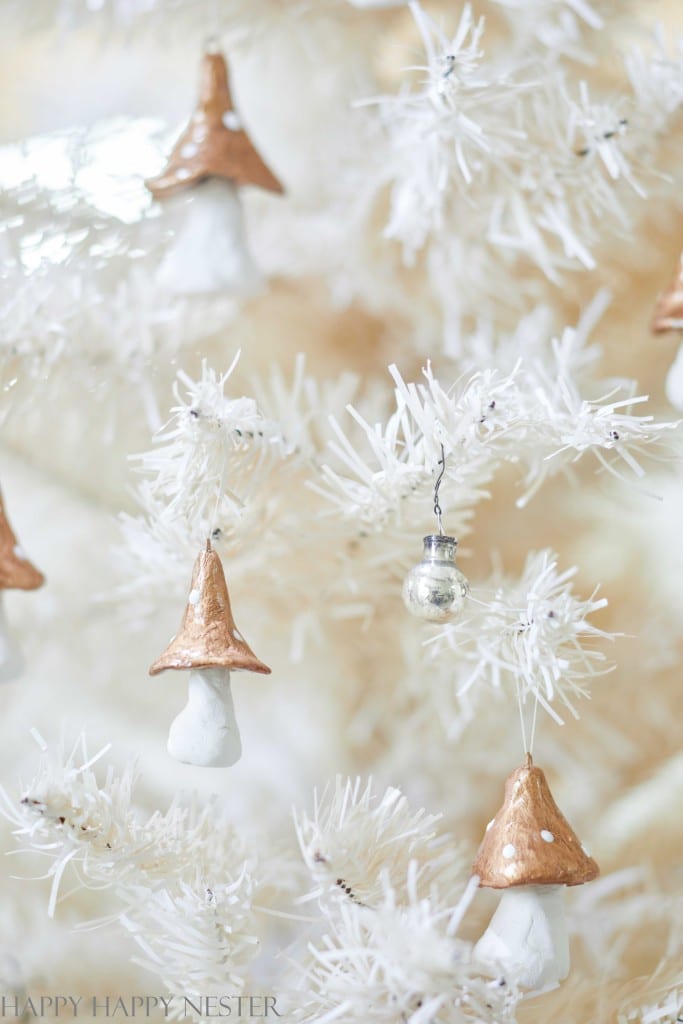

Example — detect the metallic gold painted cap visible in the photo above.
[651,252,683,334]
[472,755,599,889]
[149,541,271,675]
[0,491,45,591]
[146,50,284,198]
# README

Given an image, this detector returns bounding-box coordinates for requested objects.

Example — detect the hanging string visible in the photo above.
[513,685,541,760]
[514,677,528,757]
[433,443,446,536]
[208,458,228,545]
[204,0,221,53]
[528,690,541,757]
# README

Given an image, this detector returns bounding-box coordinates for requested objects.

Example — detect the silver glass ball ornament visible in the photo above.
[402,534,469,622]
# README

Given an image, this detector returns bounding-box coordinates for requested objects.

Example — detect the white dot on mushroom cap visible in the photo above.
[189,589,200,606]
[180,143,199,158]
[485,818,495,832]
[502,844,516,859]
[12,545,26,560]
[540,830,555,843]
[222,112,242,131]
[177,168,192,180]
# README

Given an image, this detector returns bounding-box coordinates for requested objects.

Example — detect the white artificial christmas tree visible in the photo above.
[0,2,682,1023]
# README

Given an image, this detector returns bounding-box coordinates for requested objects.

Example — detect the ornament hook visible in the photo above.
[433,443,446,536]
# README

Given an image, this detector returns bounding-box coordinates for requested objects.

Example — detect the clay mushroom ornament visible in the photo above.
[145,47,284,296]
[149,541,270,767]
[471,755,599,992]
[651,252,683,409]
[0,492,45,683]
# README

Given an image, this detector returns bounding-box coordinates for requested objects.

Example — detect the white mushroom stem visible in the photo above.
[157,178,262,296]
[167,667,242,767]
[0,595,25,684]
[473,885,569,991]
[665,340,683,409]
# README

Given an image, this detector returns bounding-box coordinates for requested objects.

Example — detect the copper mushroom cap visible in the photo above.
[0,492,44,591]
[651,252,683,334]
[149,541,271,676]
[146,50,284,199]
[472,755,599,889]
